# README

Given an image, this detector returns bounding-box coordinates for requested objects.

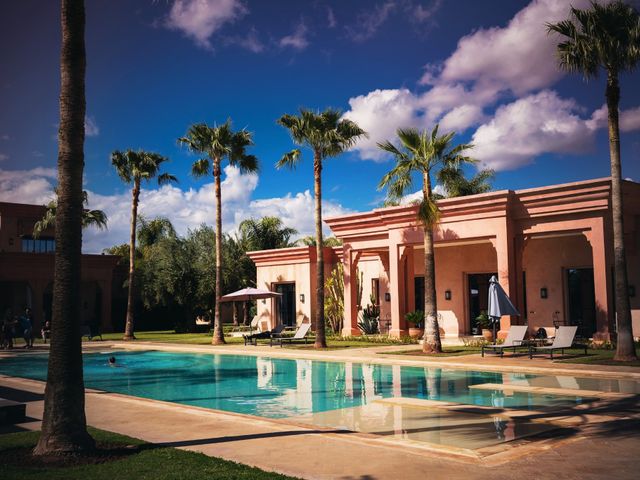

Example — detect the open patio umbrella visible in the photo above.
[220,287,282,302]
[488,275,520,340]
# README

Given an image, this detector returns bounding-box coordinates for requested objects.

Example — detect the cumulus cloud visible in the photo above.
[165,0,248,50]
[0,167,57,205]
[342,0,612,164]
[279,20,309,50]
[342,89,431,161]
[0,165,351,253]
[587,104,640,133]
[471,90,594,170]
[345,2,396,42]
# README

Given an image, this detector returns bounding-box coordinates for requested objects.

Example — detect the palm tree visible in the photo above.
[378,125,475,353]
[111,150,177,341]
[34,0,94,455]
[179,120,258,345]
[137,216,177,248]
[437,168,494,198]
[296,235,342,247]
[33,190,108,238]
[548,1,640,361]
[239,216,298,251]
[277,108,366,348]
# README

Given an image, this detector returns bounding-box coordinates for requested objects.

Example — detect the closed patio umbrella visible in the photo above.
[220,287,282,302]
[488,275,520,340]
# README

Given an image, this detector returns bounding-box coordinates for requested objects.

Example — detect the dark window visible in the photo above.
[371,278,380,306]
[21,236,55,253]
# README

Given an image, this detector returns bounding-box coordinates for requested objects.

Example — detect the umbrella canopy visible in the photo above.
[220,287,282,302]
[488,275,520,338]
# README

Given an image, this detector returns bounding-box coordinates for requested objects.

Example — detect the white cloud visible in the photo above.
[0,134,9,141]
[230,27,264,53]
[165,0,248,50]
[279,21,309,50]
[346,2,396,42]
[342,88,431,161]
[342,0,605,164]
[409,0,442,23]
[85,116,99,137]
[0,165,351,253]
[0,167,56,205]
[439,104,486,132]
[587,104,640,133]
[471,90,594,170]
[0,153,8,162]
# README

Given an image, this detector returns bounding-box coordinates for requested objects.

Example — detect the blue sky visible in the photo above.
[1,0,639,252]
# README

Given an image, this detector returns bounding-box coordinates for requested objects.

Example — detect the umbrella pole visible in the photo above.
[492,317,498,342]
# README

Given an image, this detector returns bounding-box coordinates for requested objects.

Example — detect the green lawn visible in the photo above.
[558,348,640,367]
[92,330,408,349]
[0,428,297,480]
[379,346,483,357]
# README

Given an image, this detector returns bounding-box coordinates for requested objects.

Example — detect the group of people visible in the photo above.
[1,307,44,349]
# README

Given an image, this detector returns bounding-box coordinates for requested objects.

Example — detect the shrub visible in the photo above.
[358,302,380,335]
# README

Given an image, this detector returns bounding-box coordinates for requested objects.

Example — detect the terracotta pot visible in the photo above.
[408,327,424,339]
[482,329,493,342]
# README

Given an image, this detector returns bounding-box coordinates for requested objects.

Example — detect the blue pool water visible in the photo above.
[0,350,600,418]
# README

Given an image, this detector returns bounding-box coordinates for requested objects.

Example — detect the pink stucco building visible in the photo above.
[248,178,640,341]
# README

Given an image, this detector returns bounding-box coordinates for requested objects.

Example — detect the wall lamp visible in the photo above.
[540,287,548,299]
[384,292,391,302]
[444,290,452,301]
[299,293,305,303]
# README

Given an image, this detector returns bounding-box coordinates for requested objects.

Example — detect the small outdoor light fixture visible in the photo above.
[444,290,452,301]
[540,287,548,299]
[299,293,305,303]
[629,285,636,298]
[384,292,391,302]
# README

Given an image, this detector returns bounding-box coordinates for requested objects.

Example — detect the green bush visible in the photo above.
[357,303,380,335]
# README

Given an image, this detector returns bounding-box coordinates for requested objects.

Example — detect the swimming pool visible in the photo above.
[1,349,632,420]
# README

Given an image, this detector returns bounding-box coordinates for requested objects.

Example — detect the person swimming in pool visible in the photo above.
[108,356,116,366]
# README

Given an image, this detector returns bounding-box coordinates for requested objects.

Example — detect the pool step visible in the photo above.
[0,398,26,425]
[468,383,625,399]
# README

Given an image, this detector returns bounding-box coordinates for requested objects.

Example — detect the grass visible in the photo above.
[92,330,405,349]
[379,346,483,357]
[0,428,297,480]
[558,348,640,367]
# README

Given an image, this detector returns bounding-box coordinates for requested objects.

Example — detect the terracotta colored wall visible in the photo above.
[255,262,311,330]
[522,235,593,332]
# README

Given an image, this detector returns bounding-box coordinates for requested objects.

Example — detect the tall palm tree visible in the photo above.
[34,0,94,455]
[379,125,475,353]
[33,190,108,238]
[179,120,258,345]
[111,150,177,341]
[239,216,298,251]
[548,1,640,361]
[436,168,494,198]
[277,108,366,348]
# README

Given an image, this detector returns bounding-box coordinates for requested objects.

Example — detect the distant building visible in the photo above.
[248,178,640,341]
[0,202,121,333]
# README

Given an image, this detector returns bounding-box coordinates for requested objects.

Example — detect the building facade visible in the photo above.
[0,202,121,332]
[248,178,640,341]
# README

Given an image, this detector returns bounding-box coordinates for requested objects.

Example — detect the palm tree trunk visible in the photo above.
[34,0,94,455]
[422,172,442,354]
[607,72,636,361]
[212,159,225,345]
[123,180,140,340]
[314,152,327,348]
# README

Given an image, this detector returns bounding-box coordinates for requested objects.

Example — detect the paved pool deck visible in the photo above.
[1,342,639,479]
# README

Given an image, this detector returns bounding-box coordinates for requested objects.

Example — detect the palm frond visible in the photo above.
[276,149,301,170]
[157,173,178,186]
[191,158,211,177]
[83,209,108,230]
[417,197,440,228]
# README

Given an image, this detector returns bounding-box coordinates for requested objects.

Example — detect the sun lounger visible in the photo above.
[481,326,528,357]
[244,324,285,345]
[528,326,586,359]
[270,322,312,347]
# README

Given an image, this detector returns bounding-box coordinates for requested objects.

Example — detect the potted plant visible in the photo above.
[475,311,493,341]
[405,310,424,338]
